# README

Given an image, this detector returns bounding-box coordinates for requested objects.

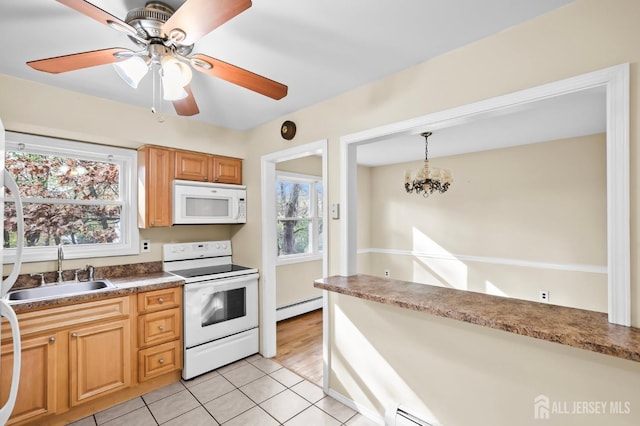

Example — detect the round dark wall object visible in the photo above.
[280,120,297,140]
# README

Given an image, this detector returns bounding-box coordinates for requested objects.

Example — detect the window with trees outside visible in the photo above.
[3,132,138,264]
[276,172,323,263]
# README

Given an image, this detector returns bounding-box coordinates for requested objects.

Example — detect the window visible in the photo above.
[3,132,138,263]
[276,171,323,263]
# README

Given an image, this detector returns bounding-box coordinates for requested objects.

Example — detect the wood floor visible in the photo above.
[274,309,323,387]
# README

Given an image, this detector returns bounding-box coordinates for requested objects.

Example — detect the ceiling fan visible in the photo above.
[26,0,288,117]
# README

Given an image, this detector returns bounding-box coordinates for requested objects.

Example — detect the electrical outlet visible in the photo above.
[141,239,151,253]
[539,290,550,303]
[384,269,390,278]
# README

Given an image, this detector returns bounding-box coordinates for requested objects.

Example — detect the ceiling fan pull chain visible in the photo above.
[151,62,164,122]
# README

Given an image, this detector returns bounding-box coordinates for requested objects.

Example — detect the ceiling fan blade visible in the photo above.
[56,0,141,39]
[173,86,200,116]
[164,0,252,45]
[192,54,287,100]
[27,48,133,74]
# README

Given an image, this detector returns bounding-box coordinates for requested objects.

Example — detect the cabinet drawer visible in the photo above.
[2,296,129,341]
[138,308,181,348]
[138,340,181,382]
[137,287,181,313]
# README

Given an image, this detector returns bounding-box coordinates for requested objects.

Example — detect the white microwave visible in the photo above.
[173,180,247,224]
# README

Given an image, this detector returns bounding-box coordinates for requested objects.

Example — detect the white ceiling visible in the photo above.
[357,86,606,166]
[0,0,574,130]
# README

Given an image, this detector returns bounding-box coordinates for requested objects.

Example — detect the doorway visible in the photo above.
[260,140,329,390]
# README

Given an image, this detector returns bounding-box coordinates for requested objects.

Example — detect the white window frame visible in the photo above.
[3,132,139,264]
[276,171,323,265]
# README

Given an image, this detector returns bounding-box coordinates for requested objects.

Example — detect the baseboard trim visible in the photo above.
[327,388,385,425]
[276,297,323,322]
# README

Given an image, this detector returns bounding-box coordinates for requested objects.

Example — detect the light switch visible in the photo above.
[331,203,340,219]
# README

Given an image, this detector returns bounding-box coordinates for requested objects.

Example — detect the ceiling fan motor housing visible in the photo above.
[125,1,193,55]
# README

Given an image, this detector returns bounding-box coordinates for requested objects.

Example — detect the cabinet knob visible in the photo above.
[71,332,78,338]
[158,325,164,331]
[203,176,208,181]
[49,336,56,343]
[158,297,164,304]
[158,359,165,365]
[151,221,155,226]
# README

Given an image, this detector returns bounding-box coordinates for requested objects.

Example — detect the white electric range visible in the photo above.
[163,240,259,380]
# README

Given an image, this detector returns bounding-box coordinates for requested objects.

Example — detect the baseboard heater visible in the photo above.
[385,404,434,426]
[276,297,322,321]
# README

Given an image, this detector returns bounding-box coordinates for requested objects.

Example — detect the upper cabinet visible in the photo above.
[211,156,242,185]
[138,146,243,228]
[175,150,242,185]
[138,146,174,228]
[175,151,210,182]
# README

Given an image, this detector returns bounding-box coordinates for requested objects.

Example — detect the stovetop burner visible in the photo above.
[172,264,252,279]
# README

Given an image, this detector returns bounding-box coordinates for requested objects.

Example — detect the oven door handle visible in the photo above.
[184,273,259,292]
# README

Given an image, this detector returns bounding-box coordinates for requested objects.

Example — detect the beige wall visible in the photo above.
[275,260,322,308]
[274,155,323,307]
[362,135,607,312]
[331,293,640,425]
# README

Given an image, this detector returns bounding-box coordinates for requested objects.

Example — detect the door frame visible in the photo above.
[260,139,329,386]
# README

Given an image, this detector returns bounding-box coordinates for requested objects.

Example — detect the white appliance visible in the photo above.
[0,118,25,424]
[163,241,259,380]
[173,180,247,225]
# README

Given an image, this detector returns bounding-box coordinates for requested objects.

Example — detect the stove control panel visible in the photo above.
[163,240,232,261]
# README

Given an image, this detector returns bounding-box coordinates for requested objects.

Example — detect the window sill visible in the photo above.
[277,253,323,266]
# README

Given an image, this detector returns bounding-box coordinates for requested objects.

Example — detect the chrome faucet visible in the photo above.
[57,244,64,283]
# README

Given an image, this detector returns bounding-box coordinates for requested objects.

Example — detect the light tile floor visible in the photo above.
[67,354,379,426]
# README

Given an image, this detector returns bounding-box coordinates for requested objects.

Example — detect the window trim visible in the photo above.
[276,171,323,265]
[3,132,139,264]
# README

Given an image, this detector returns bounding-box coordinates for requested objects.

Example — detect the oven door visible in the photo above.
[184,273,258,348]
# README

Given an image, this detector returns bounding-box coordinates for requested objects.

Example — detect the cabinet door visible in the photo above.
[212,156,242,184]
[1,334,57,425]
[175,150,210,181]
[139,146,174,227]
[69,319,131,406]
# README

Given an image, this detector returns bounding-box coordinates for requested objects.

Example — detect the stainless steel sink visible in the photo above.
[6,279,116,302]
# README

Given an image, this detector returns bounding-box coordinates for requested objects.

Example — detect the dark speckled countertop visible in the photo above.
[8,269,184,314]
[315,274,640,363]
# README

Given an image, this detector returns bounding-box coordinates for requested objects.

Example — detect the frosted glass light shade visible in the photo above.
[161,76,188,101]
[161,56,192,87]
[113,56,149,88]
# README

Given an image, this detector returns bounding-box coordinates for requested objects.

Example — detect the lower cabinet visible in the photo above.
[0,290,182,425]
[0,334,57,425]
[69,319,131,406]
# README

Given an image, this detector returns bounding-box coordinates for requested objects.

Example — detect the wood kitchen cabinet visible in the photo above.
[175,150,210,181]
[211,155,242,184]
[138,145,174,228]
[137,287,182,382]
[0,296,131,425]
[175,150,243,185]
[0,334,57,425]
[68,319,131,406]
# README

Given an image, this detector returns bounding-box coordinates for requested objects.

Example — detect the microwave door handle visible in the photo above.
[235,198,240,219]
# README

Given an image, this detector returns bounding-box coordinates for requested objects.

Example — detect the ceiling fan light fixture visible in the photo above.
[161,76,189,101]
[161,56,192,87]
[113,56,149,88]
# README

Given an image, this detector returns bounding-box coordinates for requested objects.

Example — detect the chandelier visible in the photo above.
[404,132,452,197]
